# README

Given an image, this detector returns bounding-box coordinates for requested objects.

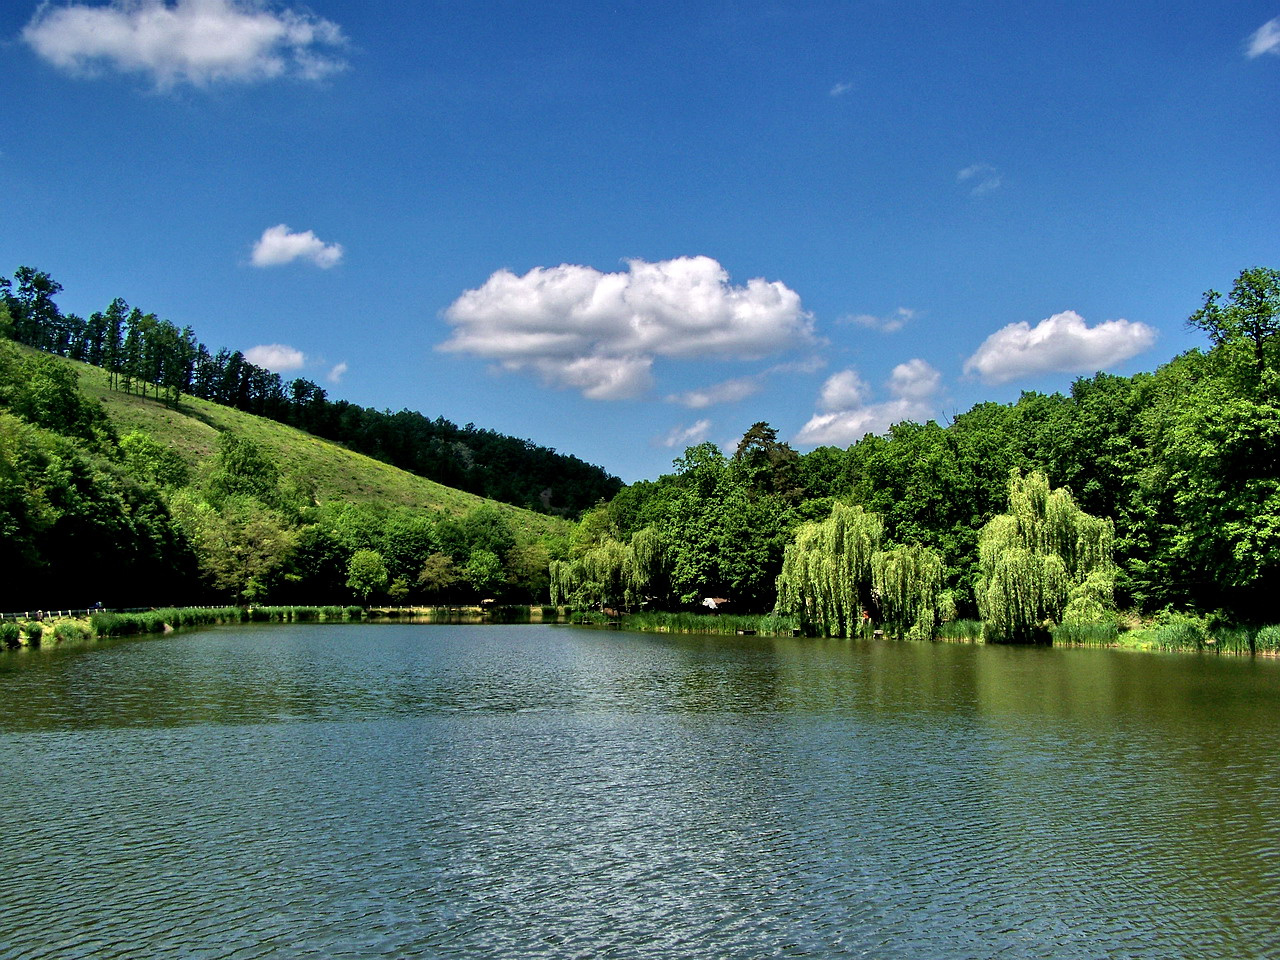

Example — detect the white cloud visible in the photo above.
[245,342,305,371]
[667,376,762,409]
[796,360,942,446]
[659,419,713,448]
[440,256,813,400]
[963,309,1157,385]
[1247,16,1280,57]
[23,0,347,88]
[818,369,870,412]
[844,306,916,333]
[830,80,853,96]
[957,163,1002,196]
[251,224,343,268]
[327,361,348,384]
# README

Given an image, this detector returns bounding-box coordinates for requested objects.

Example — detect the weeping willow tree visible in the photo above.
[976,470,1116,643]
[775,503,883,637]
[549,527,667,611]
[872,544,945,640]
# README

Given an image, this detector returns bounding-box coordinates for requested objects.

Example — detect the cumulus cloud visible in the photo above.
[327,361,348,384]
[659,419,712,448]
[23,0,347,88]
[796,360,942,446]
[440,256,813,401]
[667,376,762,409]
[844,306,916,333]
[1247,17,1280,57]
[245,342,305,371]
[958,163,1002,196]
[251,224,343,268]
[963,310,1157,385]
[817,369,870,412]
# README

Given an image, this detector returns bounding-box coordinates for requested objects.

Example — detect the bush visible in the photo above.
[53,620,90,643]
[0,622,19,648]
[23,621,43,645]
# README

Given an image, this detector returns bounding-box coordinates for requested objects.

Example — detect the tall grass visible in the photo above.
[936,619,984,642]
[577,610,800,637]
[1052,621,1120,646]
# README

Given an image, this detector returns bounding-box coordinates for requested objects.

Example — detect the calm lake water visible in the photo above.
[2,624,1278,959]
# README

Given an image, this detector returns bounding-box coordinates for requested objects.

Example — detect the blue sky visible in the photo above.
[2,1,1277,482]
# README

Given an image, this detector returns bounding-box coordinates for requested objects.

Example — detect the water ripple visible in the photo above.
[2,625,1279,958]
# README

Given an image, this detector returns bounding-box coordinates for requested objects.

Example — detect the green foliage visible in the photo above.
[976,471,1117,643]
[463,548,505,598]
[0,622,19,647]
[1150,611,1210,651]
[1051,621,1120,646]
[52,620,91,643]
[1188,266,1280,393]
[775,503,883,637]
[1255,625,1280,654]
[119,430,190,488]
[872,543,944,640]
[23,621,43,645]
[936,619,984,642]
[346,549,389,602]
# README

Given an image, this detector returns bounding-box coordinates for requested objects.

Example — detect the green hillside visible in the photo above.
[71,355,569,542]
[1,340,571,608]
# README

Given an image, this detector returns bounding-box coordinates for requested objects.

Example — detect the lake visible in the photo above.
[2,623,1278,958]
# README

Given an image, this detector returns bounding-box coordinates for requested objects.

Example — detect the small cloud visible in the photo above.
[23,0,348,89]
[667,376,762,409]
[440,256,813,401]
[796,360,942,447]
[817,369,870,412]
[251,224,343,269]
[957,163,1002,196]
[1247,17,1280,57]
[829,80,853,96]
[658,419,712,448]
[245,343,306,372]
[327,361,348,384]
[963,310,1157,385]
[844,306,917,333]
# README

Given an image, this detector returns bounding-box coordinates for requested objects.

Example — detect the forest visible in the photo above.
[0,267,621,516]
[2,265,1277,636]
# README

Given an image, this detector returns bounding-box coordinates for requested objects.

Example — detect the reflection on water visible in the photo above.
[2,624,1279,958]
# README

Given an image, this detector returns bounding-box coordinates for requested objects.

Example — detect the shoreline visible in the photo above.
[3,605,1277,658]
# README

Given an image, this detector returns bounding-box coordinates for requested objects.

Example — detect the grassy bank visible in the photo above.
[0,604,571,648]
[568,609,800,637]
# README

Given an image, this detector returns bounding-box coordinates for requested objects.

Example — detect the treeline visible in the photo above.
[554,267,1280,627]
[0,267,621,515]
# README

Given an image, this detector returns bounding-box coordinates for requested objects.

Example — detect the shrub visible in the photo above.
[23,621,43,645]
[0,622,19,648]
[53,620,90,643]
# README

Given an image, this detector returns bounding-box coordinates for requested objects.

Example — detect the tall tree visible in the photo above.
[975,471,1116,643]
[1188,266,1280,395]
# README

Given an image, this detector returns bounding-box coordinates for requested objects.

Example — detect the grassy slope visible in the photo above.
[71,358,570,542]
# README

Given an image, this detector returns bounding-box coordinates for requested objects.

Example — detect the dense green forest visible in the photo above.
[551,266,1279,629]
[0,267,621,515]
[2,265,1277,635]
